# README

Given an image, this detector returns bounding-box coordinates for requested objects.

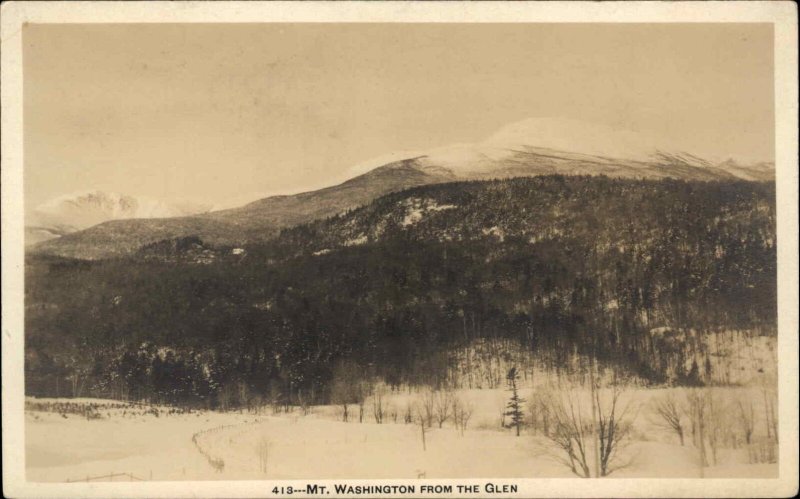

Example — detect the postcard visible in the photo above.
[2,2,797,497]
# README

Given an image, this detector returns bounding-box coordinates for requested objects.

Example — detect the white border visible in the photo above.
[2,2,797,498]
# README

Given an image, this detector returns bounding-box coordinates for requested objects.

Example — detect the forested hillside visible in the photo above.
[31,160,452,259]
[25,176,776,407]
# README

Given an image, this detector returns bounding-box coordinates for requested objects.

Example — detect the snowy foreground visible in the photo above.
[26,388,777,482]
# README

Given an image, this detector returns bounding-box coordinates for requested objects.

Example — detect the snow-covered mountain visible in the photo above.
[26,191,211,246]
[350,118,774,182]
[31,118,774,258]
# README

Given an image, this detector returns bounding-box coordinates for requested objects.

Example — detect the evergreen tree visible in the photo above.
[505,367,525,436]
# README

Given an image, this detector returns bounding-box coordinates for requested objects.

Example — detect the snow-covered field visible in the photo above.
[25,385,778,482]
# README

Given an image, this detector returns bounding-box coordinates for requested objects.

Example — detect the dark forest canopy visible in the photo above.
[25,175,776,407]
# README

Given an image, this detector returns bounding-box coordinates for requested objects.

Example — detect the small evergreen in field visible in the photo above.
[505,367,525,436]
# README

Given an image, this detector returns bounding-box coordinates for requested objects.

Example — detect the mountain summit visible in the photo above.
[354,118,773,182]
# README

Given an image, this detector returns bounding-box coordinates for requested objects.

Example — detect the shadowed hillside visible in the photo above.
[31,160,452,259]
[25,176,776,407]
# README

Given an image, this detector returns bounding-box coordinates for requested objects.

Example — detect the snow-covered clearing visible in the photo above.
[401,199,457,227]
[26,385,777,482]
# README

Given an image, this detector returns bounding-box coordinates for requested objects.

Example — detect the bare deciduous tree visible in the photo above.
[683,388,708,470]
[595,382,636,477]
[541,379,636,477]
[735,398,755,445]
[330,361,363,422]
[761,385,778,443]
[403,401,414,424]
[434,389,454,428]
[372,382,387,424]
[528,390,552,436]
[297,389,311,416]
[414,403,427,451]
[452,396,473,436]
[651,392,685,445]
[703,390,728,467]
[544,391,592,477]
[357,380,371,423]
[419,389,435,428]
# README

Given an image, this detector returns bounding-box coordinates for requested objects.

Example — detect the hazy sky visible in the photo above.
[24,23,774,213]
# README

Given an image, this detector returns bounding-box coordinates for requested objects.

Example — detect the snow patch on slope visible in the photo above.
[401,198,457,227]
[344,235,368,246]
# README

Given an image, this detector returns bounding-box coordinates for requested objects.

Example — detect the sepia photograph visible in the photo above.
[2,2,798,498]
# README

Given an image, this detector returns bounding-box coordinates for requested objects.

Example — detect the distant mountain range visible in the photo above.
[26,191,210,246]
[29,118,774,259]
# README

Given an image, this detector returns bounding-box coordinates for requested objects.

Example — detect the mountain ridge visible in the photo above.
[32,160,452,259]
[26,191,212,246]
[30,119,775,259]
